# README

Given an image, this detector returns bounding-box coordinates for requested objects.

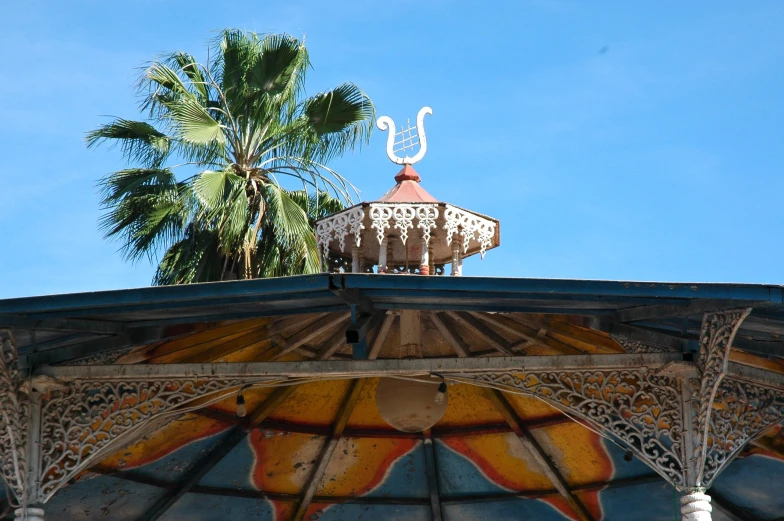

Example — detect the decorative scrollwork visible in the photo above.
[693,308,751,485]
[332,213,350,252]
[37,377,267,501]
[0,332,30,509]
[369,205,393,245]
[700,377,784,487]
[392,205,416,245]
[416,206,438,245]
[612,335,675,354]
[315,219,334,264]
[346,207,365,248]
[467,369,686,487]
[444,205,497,257]
[65,347,133,366]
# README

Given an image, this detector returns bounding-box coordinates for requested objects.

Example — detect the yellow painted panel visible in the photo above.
[316,437,419,496]
[529,421,613,486]
[436,383,506,427]
[267,379,352,426]
[249,430,326,494]
[99,413,230,470]
[503,392,561,421]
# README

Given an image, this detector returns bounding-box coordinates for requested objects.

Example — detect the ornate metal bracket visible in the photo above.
[0,332,33,511]
[37,375,268,501]
[465,367,687,486]
[0,331,278,519]
[460,309,783,497]
[691,308,753,487]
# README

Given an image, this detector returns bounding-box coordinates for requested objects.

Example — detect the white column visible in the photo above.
[14,508,44,521]
[681,490,712,521]
[450,240,462,277]
[351,246,360,273]
[419,239,430,275]
[378,237,388,274]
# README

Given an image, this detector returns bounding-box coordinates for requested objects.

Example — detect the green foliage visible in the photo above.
[89,29,374,284]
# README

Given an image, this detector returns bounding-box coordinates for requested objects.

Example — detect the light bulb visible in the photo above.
[236,393,247,418]
[434,381,447,404]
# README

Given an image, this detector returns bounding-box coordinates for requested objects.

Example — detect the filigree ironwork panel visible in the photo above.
[0,332,31,508]
[37,376,264,501]
[467,369,687,487]
[693,309,751,485]
[701,377,784,487]
[611,335,676,354]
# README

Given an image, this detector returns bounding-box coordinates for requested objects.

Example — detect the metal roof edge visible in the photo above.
[0,274,781,317]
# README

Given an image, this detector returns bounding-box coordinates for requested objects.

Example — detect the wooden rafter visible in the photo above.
[367,313,395,360]
[173,313,328,364]
[316,325,349,360]
[510,315,624,354]
[444,311,514,356]
[268,313,349,360]
[290,378,366,521]
[470,312,585,355]
[429,313,470,358]
[485,389,594,521]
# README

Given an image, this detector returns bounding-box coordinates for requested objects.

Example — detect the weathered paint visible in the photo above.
[19,310,784,520]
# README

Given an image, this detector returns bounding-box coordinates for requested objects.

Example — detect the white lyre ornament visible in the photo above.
[377,106,433,165]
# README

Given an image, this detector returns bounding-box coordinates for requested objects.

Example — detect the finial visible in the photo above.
[377,107,432,165]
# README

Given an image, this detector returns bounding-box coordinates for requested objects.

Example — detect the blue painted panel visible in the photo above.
[316,503,431,521]
[598,481,680,521]
[442,498,571,521]
[433,439,507,496]
[364,441,429,499]
[601,438,660,481]
[711,454,784,519]
[131,429,233,484]
[157,493,276,521]
[197,435,256,490]
[45,474,166,520]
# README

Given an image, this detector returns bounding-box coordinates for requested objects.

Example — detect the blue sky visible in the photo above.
[2,1,784,298]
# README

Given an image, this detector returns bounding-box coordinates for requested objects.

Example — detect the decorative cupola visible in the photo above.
[315,107,500,275]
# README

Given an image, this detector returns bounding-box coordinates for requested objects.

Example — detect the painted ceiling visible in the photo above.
[10,309,782,521]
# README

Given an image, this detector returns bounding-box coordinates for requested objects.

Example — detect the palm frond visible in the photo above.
[163,96,227,145]
[247,34,308,100]
[89,29,375,284]
[299,82,375,162]
[86,119,171,167]
[262,183,312,243]
[98,169,189,262]
[154,226,225,284]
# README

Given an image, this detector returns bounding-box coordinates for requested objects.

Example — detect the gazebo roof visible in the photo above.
[1,274,783,521]
[377,165,438,203]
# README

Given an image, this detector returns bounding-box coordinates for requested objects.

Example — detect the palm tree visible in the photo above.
[87,29,374,283]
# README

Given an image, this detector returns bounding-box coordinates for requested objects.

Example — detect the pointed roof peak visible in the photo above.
[378,165,437,203]
[394,164,422,183]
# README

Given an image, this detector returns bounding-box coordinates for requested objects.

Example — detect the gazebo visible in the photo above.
[0,108,782,521]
